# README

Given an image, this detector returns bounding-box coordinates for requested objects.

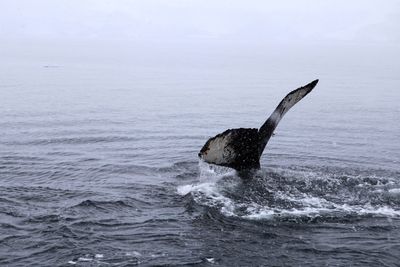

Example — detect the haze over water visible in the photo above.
[1,1,400,266]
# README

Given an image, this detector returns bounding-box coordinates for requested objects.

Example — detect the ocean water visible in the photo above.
[0,42,400,266]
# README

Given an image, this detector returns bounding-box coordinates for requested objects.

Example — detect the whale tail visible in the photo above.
[198,79,318,171]
[258,79,318,156]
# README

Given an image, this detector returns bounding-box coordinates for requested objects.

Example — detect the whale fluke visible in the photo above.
[198,79,319,171]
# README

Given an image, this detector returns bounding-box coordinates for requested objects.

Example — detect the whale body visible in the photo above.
[198,79,319,171]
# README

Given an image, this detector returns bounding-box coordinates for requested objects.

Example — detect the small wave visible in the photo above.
[71,199,135,211]
[0,186,95,203]
[22,135,137,145]
[85,163,162,178]
[25,214,61,224]
[69,219,132,228]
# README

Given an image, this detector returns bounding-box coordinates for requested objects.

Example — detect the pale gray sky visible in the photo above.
[0,0,399,45]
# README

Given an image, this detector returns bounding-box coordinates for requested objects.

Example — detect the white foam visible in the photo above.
[177,177,238,217]
[206,258,215,263]
[345,204,400,216]
[388,188,400,194]
[78,257,93,262]
[198,160,235,178]
[177,161,237,208]
[244,203,400,220]
[126,251,142,257]
[279,193,331,208]
[177,182,215,196]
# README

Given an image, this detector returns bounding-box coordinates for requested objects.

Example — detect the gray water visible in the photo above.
[1,42,400,266]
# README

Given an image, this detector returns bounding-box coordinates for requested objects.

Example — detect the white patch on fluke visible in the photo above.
[200,132,235,165]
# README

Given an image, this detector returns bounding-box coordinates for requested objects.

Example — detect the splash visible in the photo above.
[178,163,400,221]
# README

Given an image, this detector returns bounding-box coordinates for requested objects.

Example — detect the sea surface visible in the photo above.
[0,42,400,266]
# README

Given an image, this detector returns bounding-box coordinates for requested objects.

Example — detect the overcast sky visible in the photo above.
[0,0,399,46]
